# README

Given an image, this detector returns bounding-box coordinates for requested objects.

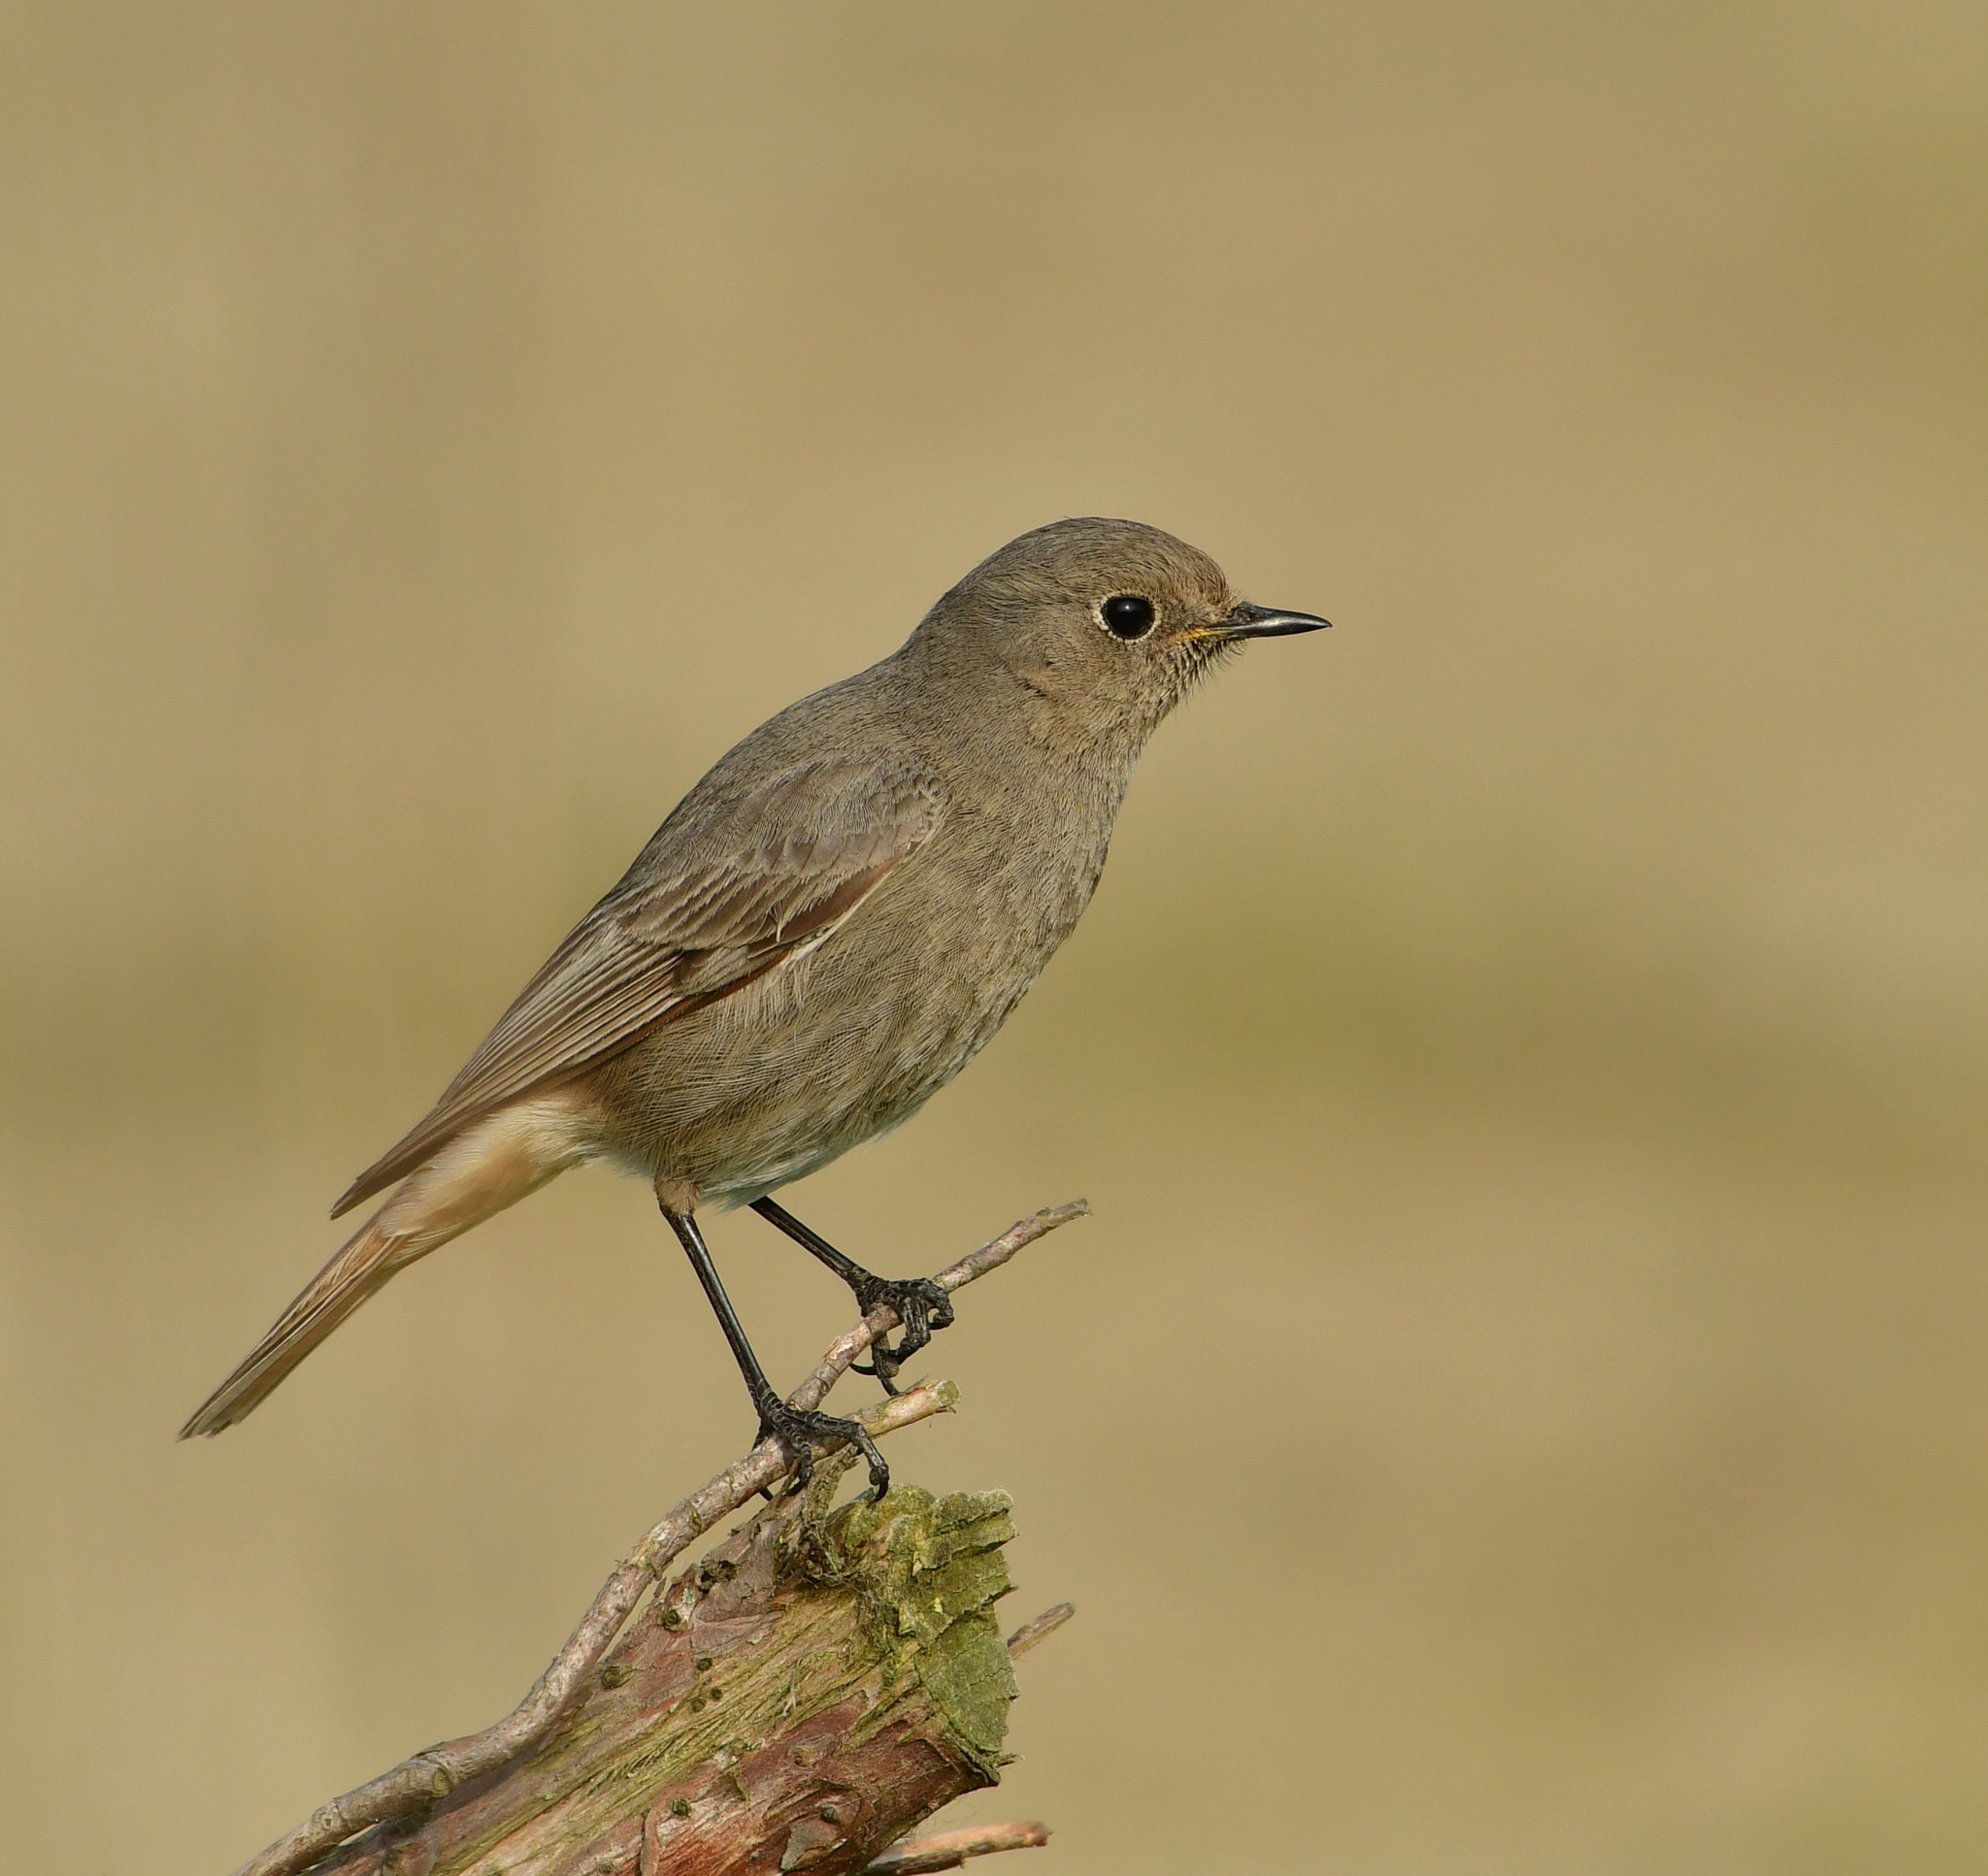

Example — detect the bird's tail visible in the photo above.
[178,1094,596,1438]
[178,1211,421,1437]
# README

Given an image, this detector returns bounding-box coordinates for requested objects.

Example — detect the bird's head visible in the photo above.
[908,516,1328,743]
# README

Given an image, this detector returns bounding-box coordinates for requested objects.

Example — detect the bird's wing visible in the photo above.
[331,756,944,1216]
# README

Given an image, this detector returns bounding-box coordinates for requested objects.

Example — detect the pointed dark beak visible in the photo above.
[1218,600,1332,639]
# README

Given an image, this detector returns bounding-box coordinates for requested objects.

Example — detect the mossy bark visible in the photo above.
[314,1483,1020,1876]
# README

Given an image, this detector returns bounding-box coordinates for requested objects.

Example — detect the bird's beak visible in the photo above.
[1217,600,1333,639]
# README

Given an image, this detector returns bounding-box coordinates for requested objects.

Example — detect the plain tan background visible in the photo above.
[3,5,1986,1871]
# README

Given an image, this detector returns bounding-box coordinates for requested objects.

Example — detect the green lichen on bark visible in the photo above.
[799,1486,1020,1772]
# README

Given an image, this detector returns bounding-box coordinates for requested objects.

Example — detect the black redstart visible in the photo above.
[182,517,1328,1489]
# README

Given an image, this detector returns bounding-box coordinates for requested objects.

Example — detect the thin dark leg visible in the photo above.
[749,1196,872,1288]
[748,1196,954,1394]
[659,1200,888,1498]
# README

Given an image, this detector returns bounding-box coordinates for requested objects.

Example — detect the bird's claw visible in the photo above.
[755,1397,890,1501]
[850,1275,954,1395]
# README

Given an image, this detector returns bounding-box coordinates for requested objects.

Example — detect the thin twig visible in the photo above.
[232,1201,1086,1876]
[780,1200,1089,1417]
[864,1821,1052,1873]
[1003,1602,1077,1661]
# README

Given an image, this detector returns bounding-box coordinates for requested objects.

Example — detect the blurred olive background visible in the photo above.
[3,4,1986,1872]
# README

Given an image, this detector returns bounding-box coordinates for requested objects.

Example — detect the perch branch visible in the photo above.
[233,1201,1087,1876]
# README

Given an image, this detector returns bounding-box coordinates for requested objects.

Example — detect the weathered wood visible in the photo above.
[312,1474,1044,1876]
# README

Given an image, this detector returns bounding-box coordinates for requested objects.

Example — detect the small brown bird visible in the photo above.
[182,517,1328,1490]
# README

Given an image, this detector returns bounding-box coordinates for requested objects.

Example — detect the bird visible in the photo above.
[180,516,1329,1492]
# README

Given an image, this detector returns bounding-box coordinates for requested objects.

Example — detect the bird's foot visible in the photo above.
[754,1395,890,1501]
[850,1275,954,1394]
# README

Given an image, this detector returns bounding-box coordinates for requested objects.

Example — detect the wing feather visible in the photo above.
[331,757,942,1216]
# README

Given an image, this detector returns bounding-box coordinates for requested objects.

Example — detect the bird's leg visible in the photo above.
[657,1198,889,1499]
[748,1196,954,1396]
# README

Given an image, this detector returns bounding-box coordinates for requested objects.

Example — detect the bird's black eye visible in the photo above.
[1100,594,1156,641]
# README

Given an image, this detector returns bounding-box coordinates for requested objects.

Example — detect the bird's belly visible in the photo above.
[581,885,1065,1205]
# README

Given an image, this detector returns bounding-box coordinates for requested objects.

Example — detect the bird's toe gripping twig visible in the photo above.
[852,1273,955,1392]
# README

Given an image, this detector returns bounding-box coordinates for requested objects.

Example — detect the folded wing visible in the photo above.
[331,756,944,1217]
